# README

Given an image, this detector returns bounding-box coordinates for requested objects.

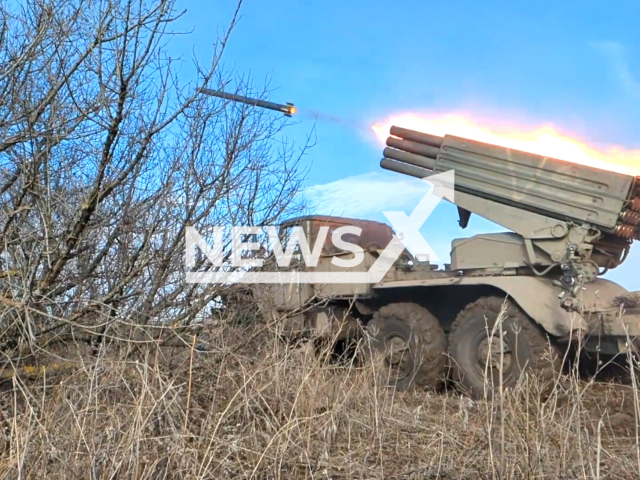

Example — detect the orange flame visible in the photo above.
[372,113,640,177]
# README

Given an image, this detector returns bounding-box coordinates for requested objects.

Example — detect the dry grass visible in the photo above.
[0,321,639,480]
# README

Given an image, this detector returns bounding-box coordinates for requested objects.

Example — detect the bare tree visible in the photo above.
[0,0,311,355]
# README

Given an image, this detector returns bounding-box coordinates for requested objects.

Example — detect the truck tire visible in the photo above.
[365,302,447,391]
[447,296,562,399]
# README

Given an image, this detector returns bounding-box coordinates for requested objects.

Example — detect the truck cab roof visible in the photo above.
[279,214,398,254]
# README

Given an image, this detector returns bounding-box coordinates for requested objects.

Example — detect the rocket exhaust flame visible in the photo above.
[372,114,640,177]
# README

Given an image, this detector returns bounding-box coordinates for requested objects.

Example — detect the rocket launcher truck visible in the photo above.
[261,126,640,399]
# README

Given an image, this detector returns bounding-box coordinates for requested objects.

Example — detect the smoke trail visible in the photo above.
[297,108,371,132]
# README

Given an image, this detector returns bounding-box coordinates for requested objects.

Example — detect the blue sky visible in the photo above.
[171,0,639,290]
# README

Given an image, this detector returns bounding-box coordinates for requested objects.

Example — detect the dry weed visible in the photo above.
[0,322,638,480]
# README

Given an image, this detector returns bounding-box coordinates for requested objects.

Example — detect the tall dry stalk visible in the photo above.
[0,318,638,479]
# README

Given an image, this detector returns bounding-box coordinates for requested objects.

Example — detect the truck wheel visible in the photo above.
[365,302,447,391]
[447,296,562,399]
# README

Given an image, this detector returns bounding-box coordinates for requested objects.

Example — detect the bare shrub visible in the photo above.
[0,0,311,361]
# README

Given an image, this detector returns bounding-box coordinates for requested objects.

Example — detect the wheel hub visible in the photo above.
[383,334,412,379]
[478,334,512,372]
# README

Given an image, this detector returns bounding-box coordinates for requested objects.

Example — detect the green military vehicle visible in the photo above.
[259,126,640,399]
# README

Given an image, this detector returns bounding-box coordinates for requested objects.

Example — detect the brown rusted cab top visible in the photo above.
[279,215,396,255]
